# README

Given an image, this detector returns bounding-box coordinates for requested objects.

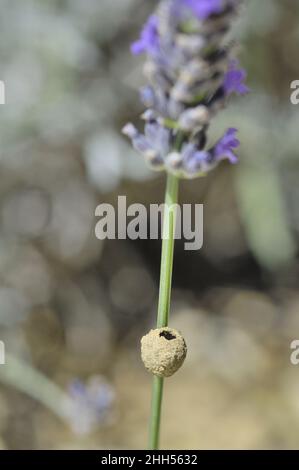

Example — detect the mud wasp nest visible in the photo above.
[141,327,187,378]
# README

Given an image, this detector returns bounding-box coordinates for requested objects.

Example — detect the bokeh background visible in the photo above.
[0,0,299,450]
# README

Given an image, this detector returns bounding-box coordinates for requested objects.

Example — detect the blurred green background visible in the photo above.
[0,0,299,450]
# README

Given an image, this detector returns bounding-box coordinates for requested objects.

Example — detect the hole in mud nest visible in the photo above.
[160,330,176,340]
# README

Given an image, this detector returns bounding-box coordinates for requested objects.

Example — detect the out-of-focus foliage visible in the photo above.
[0,0,299,450]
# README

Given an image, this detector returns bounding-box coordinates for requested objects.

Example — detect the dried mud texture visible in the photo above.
[141,327,187,378]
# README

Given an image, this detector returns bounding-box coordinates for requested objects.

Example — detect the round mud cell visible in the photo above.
[141,327,187,378]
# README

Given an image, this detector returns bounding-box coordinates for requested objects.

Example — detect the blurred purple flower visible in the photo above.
[123,121,170,169]
[184,0,224,19]
[67,376,115,435]
[224,61,250,96]
[166,128,240,177]
[181,143,210,174]
[214,128,240,163]
[131,15,160,56]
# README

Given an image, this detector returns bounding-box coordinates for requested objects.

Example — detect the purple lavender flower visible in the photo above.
[131,15,160,56]
[213,128,240,163]
[224,61,250,96]
[184,0,224,19]
[181,144,210,175]
[123,120,170,169]
[123,0,248,179]
[165,128,240,177]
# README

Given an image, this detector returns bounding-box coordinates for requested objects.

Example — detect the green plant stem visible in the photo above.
[0,354,74,421]
[149,171,179,450]
[149,376,164,450]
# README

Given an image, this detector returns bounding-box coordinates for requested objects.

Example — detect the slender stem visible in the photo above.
[0,354,75,422]
[157,173,179,329]
[149,376,164,449]
[149,172,179,450]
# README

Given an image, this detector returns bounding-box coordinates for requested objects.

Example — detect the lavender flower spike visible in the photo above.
[123,0,249,179]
